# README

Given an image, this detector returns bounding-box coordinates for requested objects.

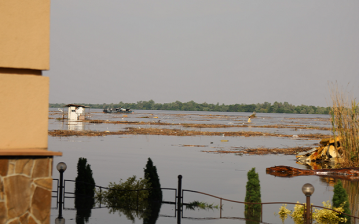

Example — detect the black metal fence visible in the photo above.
[52,175,359,224]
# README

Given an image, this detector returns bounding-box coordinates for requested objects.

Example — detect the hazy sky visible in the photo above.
[45,1,359,107]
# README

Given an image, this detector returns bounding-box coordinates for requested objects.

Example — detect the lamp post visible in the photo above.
[56,162,67,220]
[55,217,65,224]
[302,183,314,224]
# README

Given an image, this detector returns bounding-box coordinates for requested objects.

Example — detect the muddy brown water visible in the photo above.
[49,109,357,224]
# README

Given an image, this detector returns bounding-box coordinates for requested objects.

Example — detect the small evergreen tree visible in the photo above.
[75,157,95,196]
[75,158,95,224]
[143,158,162,224]
[332,180,351,222]
[144,158,162,202]
[245,168,261,215]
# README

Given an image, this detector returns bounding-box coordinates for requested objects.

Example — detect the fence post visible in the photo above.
[177,175,182,224]
[99,187,102,208]
[58,171,63,218]
[220,198,222,218]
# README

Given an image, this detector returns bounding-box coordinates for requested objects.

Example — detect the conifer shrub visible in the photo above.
[333,180,351,222]
[75,157,95,197]
[75,157,96,224]
[144,158,162,202]
[245,167,261,216]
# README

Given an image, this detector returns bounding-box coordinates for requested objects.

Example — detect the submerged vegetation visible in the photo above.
[95,158,162,224]
[96,175,150,209]
[50,100,330,114]
[185,201,220,210]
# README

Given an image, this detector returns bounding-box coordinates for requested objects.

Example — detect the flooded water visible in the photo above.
[48,109,357,224]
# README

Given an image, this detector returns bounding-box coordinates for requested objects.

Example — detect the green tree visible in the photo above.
[75,158,95,224]
[332,180,351,222]
[144,158,162,202]
[244,168,261,224]
[245,168,261,215]
[75,158,95,196]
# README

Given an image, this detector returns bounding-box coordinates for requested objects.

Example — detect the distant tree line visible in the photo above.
[50,100,330,114]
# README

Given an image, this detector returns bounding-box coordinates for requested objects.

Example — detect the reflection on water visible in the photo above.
[68,121,85,131]
[319,177,359,218]
[99,201,161,224]
[75,196,94,224]
[343,180,359,218]
[297,160,335,170]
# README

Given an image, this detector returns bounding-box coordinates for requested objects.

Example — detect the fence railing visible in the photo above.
[53,175,359,224]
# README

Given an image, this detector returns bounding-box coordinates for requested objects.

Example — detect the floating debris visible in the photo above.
[181,145,208,147]
[202,146,313,155]
[249,112,257,118]
[48,128,330,139]
[78,119,332,130]
[296,137,343,165]
[266,165,359,181]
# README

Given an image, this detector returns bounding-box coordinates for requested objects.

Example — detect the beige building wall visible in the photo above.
[0,0,50,70]
[0,70,49,150]
[0,0,51,150]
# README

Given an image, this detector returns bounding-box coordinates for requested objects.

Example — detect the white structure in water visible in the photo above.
[64,104,88,121]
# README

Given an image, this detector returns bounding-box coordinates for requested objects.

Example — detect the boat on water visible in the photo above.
[103,107,134,114]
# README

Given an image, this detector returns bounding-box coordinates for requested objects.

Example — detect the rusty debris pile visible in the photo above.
[296,137,343,165]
